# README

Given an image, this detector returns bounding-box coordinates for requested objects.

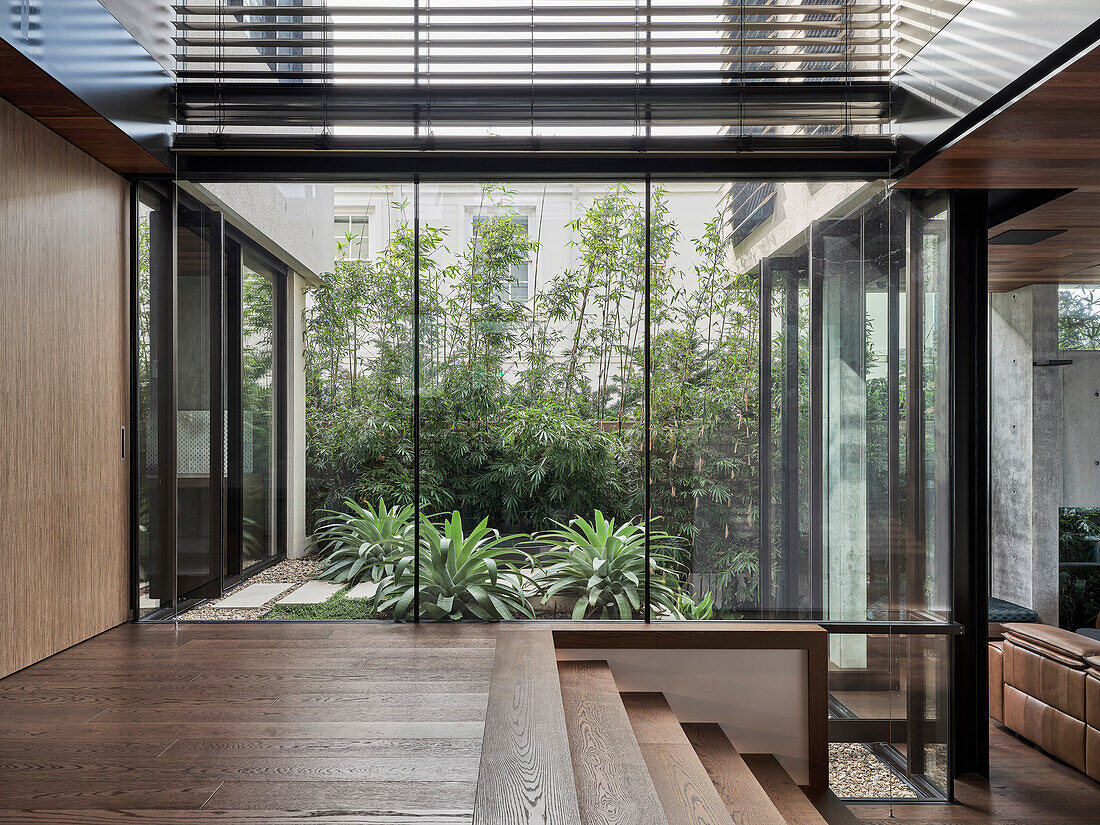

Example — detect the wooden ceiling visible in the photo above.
[897,43,1100,292]
[896,44,1100,190]
[987,190,1100,291]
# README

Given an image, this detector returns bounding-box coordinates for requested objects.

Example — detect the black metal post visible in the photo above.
[225,242,243,579]
[644,175,652,623]
[949,189,990,779]
[413,176,421,623]
[807,226,825,620]
[275,265,289,562]
[758,259,773,616]
[209,210,226,595]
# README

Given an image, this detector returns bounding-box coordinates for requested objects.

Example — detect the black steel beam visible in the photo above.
[173,150,896,181]
[949,189,990,780]
[0,0,173,166]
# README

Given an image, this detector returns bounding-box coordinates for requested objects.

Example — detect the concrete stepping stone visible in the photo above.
[275,581,343,605]
[345,580,380,600]
[214,582,294,609]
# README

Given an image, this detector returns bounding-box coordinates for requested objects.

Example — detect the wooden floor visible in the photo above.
[0,622,496,824]
[0,622,1097,824]
[851,722,1100,825]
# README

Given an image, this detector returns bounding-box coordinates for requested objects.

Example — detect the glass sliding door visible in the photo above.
[175,196,224,606]
[135,184,174,617]
[134,183,291,616]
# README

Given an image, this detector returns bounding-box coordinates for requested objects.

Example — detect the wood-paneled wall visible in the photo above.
[0,97,130,678]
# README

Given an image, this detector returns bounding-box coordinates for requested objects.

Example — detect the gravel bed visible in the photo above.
[829,743,917,799]
[177,557,325,621]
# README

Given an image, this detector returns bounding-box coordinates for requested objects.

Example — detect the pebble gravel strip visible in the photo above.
[177,557,325,621]
[829,743,917,799]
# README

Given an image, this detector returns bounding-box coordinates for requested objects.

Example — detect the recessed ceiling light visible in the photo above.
[988,229,1067,245]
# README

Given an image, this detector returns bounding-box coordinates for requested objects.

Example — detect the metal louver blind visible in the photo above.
[174,0,901,140]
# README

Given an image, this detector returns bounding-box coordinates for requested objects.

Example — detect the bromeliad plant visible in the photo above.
[375,511,535,621]
[536,510,684,620]
[312,498,415,584]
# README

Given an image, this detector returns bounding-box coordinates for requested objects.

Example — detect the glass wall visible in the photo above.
[138,177,956,799]
[304,185,415,618]
[415,182,646,620]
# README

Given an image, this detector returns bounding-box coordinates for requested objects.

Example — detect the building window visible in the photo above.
[470,214,530,302]
[334,215,369,260]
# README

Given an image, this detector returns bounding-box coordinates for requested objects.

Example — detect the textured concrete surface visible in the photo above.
[1062,351,1100,508]
[989,286,1060,624]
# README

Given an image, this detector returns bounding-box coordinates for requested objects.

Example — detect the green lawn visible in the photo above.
[263,588,380,620]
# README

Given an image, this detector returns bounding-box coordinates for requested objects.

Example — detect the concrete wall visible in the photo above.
[990,285,1061,624]
[1062,351,1100,507]
[186,182,335,283]
[288,274,309,558]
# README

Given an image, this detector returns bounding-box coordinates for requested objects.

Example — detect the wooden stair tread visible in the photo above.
[741,754,845,825]
[682,724,788,825]
[474,627,581,825]
[621,692,737,825]
[558,661,668,825]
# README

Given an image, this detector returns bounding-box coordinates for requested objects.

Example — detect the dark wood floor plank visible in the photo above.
[163,736,483,759]
[558,660,667,825]
[473,626,581,825]
[0,781,222,810]
[205,779,475,810]
[0,756,482,782]
[0,810,470,824]
[1,719,488,739]
[621,692,735,825]
[682,724,788,825]
[741,754,851,825]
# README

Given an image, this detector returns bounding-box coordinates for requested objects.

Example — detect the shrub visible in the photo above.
[375,511,534,621]
[536,510,684,620]
[674,590,714,620]
[312,498,414,585]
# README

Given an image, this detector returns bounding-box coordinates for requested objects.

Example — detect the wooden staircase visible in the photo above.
[474,627,852,825]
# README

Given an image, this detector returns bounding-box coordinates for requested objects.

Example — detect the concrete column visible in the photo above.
[989,285,1061,624]
[286,272,309,558]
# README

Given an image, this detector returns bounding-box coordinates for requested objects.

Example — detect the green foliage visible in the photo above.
[375,511,535,621]
[1059,508,1100,630]
[537,510,684,620]
[676,590,714,620]
[304,183,769,613]
[312,498,415,584]
[1058,287,1100,350]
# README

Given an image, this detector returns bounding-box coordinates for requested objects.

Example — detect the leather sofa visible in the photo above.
[991,623,1100,780]
[1089,655,1100,780]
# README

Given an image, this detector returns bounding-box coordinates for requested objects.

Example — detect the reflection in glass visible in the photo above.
[241,253,276,567]
[136,191,169,616]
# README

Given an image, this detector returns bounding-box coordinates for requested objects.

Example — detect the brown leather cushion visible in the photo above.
[1004,640,1088,720]
[1003,623,1100,664]
[1088,725,1100,781]
[1087,655,1100,679]
[1004,685,1087,771]
[1088,673,1100,728]
[990,641,1004,723]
